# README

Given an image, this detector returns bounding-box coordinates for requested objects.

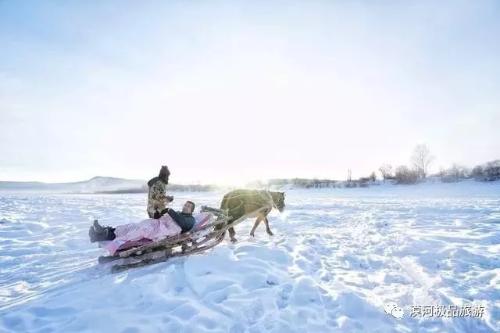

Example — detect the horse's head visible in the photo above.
[270,191,286,212]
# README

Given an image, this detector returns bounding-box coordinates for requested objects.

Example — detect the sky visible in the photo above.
[1,0,499,185]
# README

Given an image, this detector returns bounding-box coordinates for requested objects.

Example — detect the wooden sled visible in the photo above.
[98,206,266,272]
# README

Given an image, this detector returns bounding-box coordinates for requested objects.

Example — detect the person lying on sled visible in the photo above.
[89,200,197,242]
[162,200,196,233]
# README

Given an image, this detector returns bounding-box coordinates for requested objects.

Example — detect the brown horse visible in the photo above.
[220,189,285,242]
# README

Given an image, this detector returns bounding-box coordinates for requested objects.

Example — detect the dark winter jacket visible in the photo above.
[166,209,195,233]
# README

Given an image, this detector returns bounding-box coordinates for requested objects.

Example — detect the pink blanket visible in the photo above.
[101,212,214,255]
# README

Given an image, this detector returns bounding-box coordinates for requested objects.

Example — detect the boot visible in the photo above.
[89,223,116,243]
[89,226,105,242]
[93,220,104,232]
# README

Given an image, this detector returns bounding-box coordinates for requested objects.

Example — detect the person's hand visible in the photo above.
[166,195,174,202]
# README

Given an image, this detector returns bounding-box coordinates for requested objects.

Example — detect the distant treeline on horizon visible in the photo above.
[1,159,498,193]
[263,158,500,189]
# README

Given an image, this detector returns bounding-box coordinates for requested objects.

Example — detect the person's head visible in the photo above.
[182,200,195,214]
[159,165,170,184]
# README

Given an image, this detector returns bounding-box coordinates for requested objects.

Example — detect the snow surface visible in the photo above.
[0,181,499,332]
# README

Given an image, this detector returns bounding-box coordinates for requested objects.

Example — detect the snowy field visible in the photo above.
[0,181,499,333]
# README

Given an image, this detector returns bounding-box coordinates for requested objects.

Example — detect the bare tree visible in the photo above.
[394,165,419,184]
[411,144,434,179]
[472,160,500,181]
[440,164,470,182]
[379,164,393,181]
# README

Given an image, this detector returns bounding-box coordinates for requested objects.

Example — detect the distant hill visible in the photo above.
[0,176,146,193]
[0,176,218,193]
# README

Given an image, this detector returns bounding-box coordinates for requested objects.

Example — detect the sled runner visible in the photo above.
[97,206,267,272]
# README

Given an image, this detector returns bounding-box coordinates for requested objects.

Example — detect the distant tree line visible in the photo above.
[257,144,499,189]
[378,144,434,184]
[377,144,500,184]
[438,164,470,183]
[436,160,500,182]
[267,173,378,189]
[470,160,500,181]
[268,178,338,188]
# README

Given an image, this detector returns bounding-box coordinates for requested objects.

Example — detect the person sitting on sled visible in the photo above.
[147,165,174,219]
[89,200,197,242]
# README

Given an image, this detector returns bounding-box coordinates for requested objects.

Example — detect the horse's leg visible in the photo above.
[250,216,263,237]
[228,227,237,243]
[263,216,273,236]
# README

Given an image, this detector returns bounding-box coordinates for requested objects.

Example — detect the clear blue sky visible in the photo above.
[1,0,499,184]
